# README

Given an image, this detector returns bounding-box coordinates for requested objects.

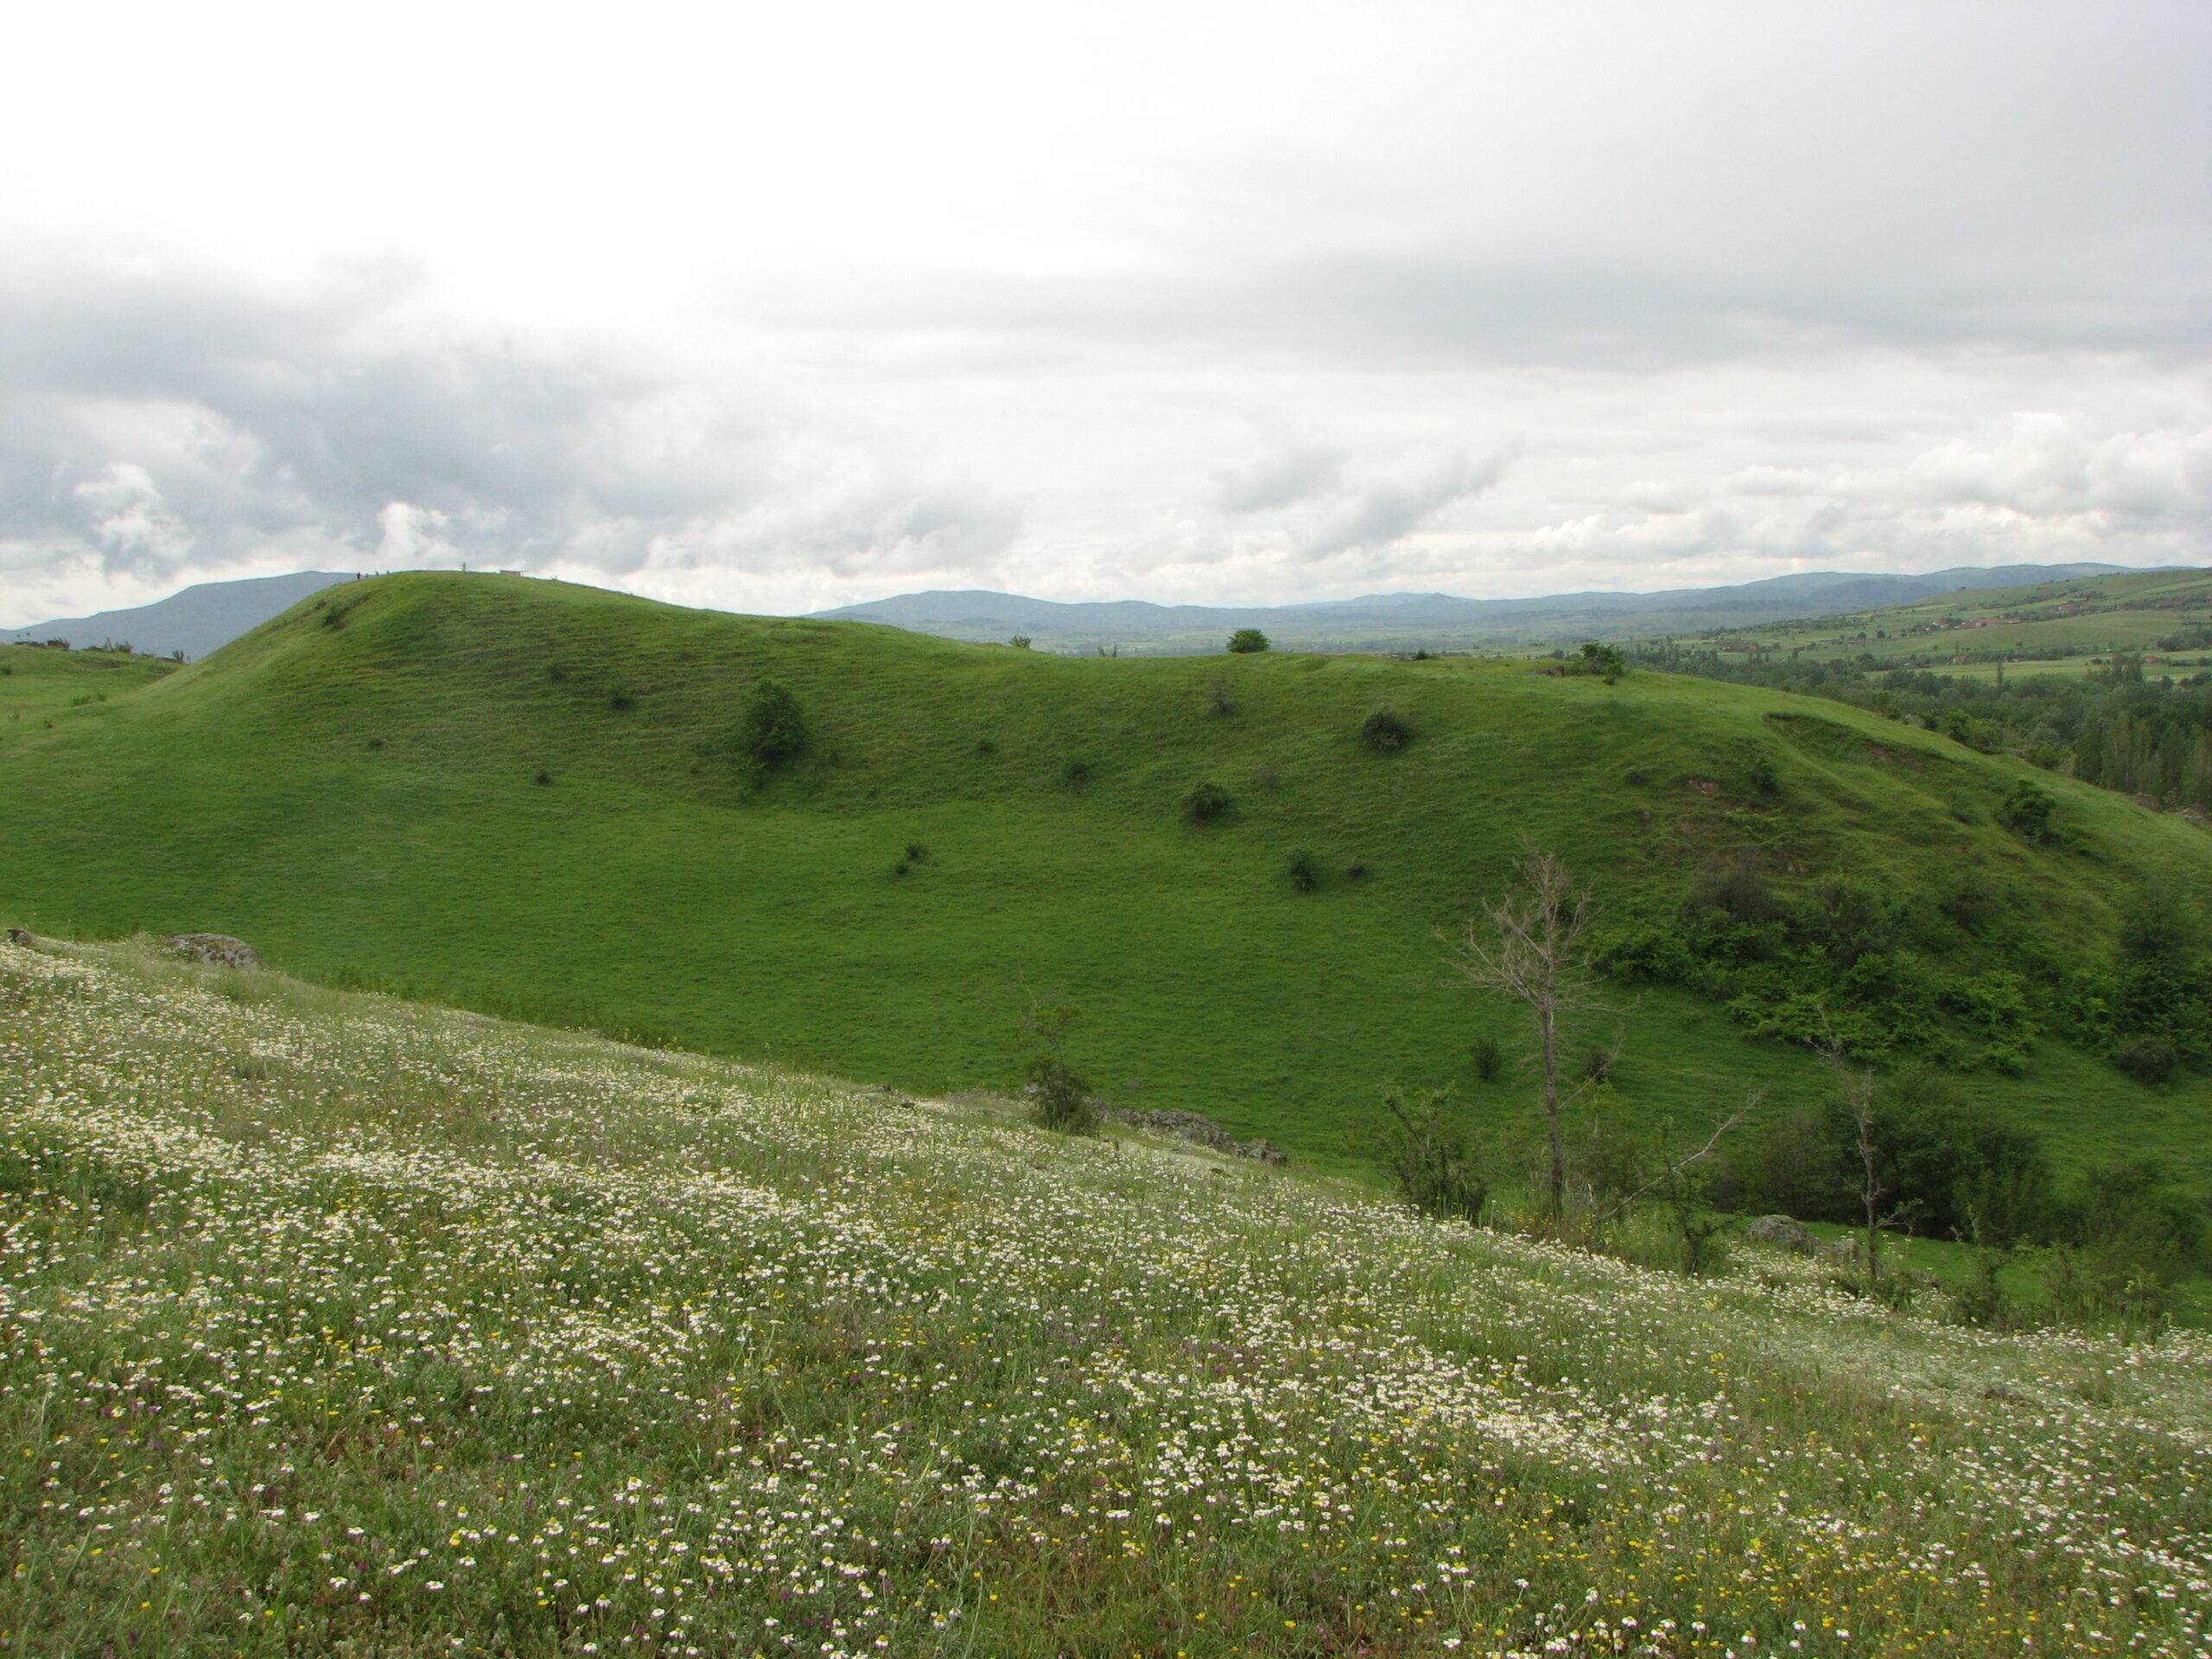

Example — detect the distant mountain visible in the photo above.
[815,564,2147,652]
[4,571,357,659]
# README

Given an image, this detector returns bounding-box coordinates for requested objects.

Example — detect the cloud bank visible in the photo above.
[2,2,2208,624]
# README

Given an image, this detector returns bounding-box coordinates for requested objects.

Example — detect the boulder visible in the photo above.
[162,932,264,969]
[1741,1214,1818,1255]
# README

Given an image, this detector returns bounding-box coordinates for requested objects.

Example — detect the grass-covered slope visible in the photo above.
[4,939,2208,1657]
[1,573,2207,1176]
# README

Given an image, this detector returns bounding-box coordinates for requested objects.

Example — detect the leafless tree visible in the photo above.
[1819,1029,1907,1292]
[1447,847,1599,1217]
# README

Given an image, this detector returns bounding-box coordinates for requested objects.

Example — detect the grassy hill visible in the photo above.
[1670,565,2212,678]
[2,573,2208,1186]
[4,938,2207,1656]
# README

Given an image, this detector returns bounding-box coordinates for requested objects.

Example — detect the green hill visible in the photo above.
[2,572,2208,1184]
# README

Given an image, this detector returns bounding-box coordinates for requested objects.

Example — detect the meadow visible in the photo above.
[3,936,2209,1658]
[2,574,2208,1192]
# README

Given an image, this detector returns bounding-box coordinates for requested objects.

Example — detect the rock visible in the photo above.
[1742,1214,1818,1255]
[3,927,29,947]
[1105,1106,1290,1165]
[162,932,264,969]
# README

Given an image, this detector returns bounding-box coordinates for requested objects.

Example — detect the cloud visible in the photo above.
[1210,435,1344,513]
[1299,449,1508,559]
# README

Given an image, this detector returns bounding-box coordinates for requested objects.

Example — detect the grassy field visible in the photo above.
[1675,567,2212,672]
[0,645,175,740]
[1,575,2208,1192]
[3,937,2207,1657]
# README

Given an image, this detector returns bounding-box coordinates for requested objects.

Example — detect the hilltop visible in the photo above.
[3,938,2206,1656]
[1,571,2208,1188]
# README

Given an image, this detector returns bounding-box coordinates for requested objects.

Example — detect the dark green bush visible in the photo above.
[534,769,552,786]
[1688,857,1783,925]
[741,679,806,764]
[1184,781,1233,823]
[1062,759,1093,789]
[608,689,637,713]
[1469,1036,1503,1083]
[1025,1055,1097,1132]
[1287,849,1322,892]
[2114,1034,2178,1084]
[1359,710,1413,753]
[1227,629,1269,654]
[2001,779,2055,839]
[1377,1088,1489,1225]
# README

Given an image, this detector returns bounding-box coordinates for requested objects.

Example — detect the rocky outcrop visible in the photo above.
[1742,1214,1818,1254]
[1108,1106,1288,1166]
[162,933,264,969]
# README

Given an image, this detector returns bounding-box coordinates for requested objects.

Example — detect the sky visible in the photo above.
[3,1,2209,625]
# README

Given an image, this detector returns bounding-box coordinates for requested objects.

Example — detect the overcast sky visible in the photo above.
[4,2,2209,623]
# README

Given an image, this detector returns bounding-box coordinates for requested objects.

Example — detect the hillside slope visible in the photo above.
[4,938,2205,1657]
[2,572,2207,1179]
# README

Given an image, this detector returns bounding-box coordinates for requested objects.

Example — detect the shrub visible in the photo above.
[893,841,931,877]
[548,662,569,683]
[2114,1034,2178,1084]
[1184,781,1233,823]
[1581,1046,1616,1084]
[1062,759,1093,790]
[1344,862,1371,882]
[1008,634,1033,650]
[1025,1056,1097,1132]
[1747,753,1781,796]
[2001,779,2055,839]
[1021,1003,1096,1133]
[1226,629,1269,654]
[1287,849,1322,892]
[365,736,385,750]
[975,736,998,756]
[1469,1035,1503,1083]
[607,689,636,712]
[534,769,552,786]
[742,678,806,765]
[1377,1088,1490,1225]
[1359,710,1413,753]
[1207,673,1236,716]
[1688,857,1782,925]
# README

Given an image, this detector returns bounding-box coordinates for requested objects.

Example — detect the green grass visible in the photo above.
[3,938,2207,1657]
[2,575,2208,1188]
[0,644,175,743]
[1677,567,2212,672]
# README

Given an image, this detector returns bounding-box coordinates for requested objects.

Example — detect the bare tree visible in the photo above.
[1820,1032,1909,1293]
[1448,848,1599,1217]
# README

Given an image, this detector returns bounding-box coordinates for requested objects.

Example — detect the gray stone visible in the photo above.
[162,932,264,969]
[1742,1214,1818,1255]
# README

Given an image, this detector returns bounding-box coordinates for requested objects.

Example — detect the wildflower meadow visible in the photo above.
[2,939,2206,1656]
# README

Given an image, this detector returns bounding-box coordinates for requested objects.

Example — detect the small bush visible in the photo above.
[607,689,637,712]
[1345,862,1371,883]
[534,769,552,786]
[1207,673,1236,716]
[1185,781,1233,823]
[904,841,931,865]
[1026,1057,1097,1132]
[1287,849,1322,892]
[548,662,569,683]
[975,736,998,756]
[1062,760,1093,790]
[1688,857,1783,925]
[1582,1046,1617,1084]
[1469,1036,1503,1083]
[1377,1088,1489,1225]
[1359,710,1413,753]
[2002,779,2056,839]
[742,679,806,764]
[1747,754,1781,796]
[1227,628,1270,654]
[1009,634,1033,650]
[2114,1034,2178,1084]
[365,735,386,750]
